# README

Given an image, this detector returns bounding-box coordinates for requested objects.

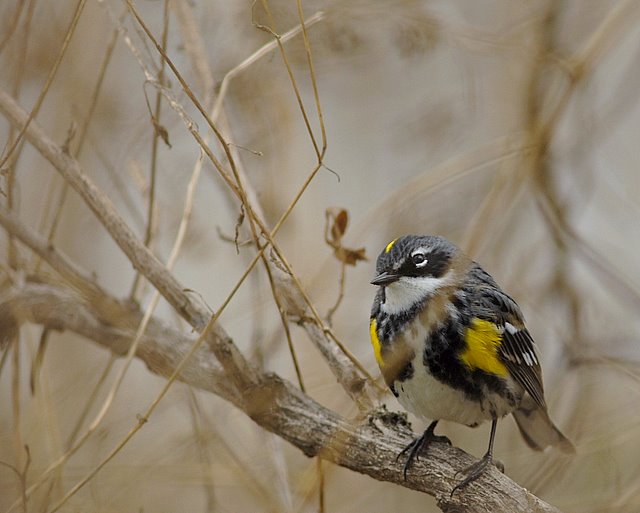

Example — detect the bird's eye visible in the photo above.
[412,253,427,267]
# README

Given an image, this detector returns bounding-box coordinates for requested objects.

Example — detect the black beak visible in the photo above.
[370,271,400,286]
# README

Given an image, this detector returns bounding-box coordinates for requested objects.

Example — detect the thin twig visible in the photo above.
[186,390,217,512]
[118,0,375,404]
[129,0,170,300]
[4,0,36,270]
[326,261,346,326]
[0,282,565,513]
[210,10,325,123]
[0,445,30,513]
[36,8,124,266]
[0,1,26,55]
[11,337,22,469]
[65,354,117,447]
[254,1,323,159]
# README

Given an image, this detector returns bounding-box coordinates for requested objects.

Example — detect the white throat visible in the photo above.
[380,274,450,315]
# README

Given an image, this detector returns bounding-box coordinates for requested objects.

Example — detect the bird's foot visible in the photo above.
[397,421,451,480]
[450,452,502,497]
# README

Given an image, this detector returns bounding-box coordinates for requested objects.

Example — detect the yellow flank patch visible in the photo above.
[461,318,508,376]
[369,318,384,367]
[385,238,399,253]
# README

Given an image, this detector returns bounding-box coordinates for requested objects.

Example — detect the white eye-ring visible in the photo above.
[412,252,428,267]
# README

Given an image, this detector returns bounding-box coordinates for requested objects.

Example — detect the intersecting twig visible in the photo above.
[0,281,563,513]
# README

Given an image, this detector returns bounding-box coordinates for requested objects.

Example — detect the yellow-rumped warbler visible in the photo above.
[369,235,574,494]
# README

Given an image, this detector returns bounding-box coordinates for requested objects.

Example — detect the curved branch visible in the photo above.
[0,84,372,406]
[0,87,208,331]
[0,58,564,513]
[0,283,240,405]
[0,283,562,513]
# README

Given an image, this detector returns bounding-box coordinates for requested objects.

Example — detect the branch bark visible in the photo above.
[0,87,209,329]
[0,282,562,513]
[0,78,373,408]
[0,78,563,513]
[0,84,262,392]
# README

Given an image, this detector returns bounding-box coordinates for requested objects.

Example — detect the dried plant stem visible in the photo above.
[121,1,375,403]
[326,261,347,325]
[0,1,26,55]
[255,1,324,158]
[4,0,36,269]
[11,338,22,468]
[295,0,327,152]
[186,390,217,511]
[37,10,123,265]
[129,0,170,299]
[0,446,29,513]
[317,457,325,513]
[0,281,565,513]
[65,354,117,447]
[210,10,325,122]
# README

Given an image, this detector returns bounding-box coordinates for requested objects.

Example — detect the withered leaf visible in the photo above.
[324,207,367,266]
[152,116,172,148]
[331,209,349,242]
[334,246,367,266]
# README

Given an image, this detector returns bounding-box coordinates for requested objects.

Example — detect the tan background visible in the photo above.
[1,1,639,511]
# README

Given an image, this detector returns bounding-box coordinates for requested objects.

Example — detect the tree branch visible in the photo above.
[0,84,262,391]
[0,76,563,513]
[0,283,240,405]
[0,280,562,513]
[0,79,375,408]
[0,86,208,328]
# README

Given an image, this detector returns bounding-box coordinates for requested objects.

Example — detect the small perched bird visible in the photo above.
[369,235,574,494]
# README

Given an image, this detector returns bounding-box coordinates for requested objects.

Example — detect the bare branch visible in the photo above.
[0,283,239,406]
[0,86,209,327]
[0,85,260,389]
[0,282,563,513]
[0,41,566,512]
[0,205,122,312]
[0,177,563,513]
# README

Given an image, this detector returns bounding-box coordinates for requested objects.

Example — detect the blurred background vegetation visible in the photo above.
[1,1,639,512]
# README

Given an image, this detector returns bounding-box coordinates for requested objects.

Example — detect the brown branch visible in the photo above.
[0,66,564,513]
[0,205,122,313]
[0,282,563,513]
[2,15,376,408]
[0,157,563,513]
[0,84,260,390]
[0,86,209,328]
[0,282,240,407]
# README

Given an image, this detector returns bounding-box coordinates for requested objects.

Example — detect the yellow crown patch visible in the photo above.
[384,238,399,253]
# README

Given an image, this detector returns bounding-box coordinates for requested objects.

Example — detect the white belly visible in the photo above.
[394,353,515,427]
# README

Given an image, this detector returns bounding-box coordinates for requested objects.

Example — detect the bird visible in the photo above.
[369,234,574,494]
